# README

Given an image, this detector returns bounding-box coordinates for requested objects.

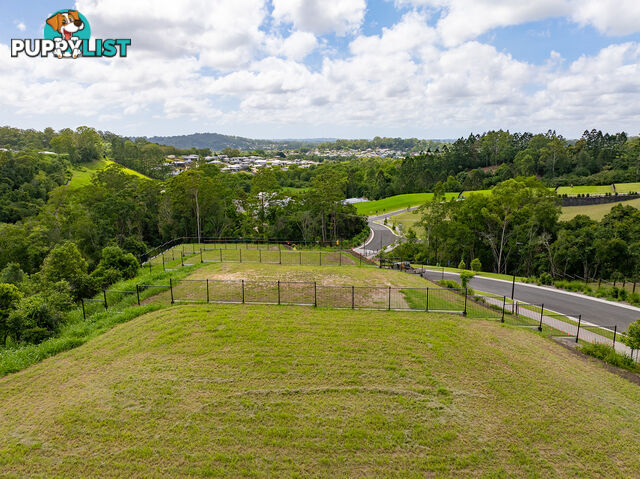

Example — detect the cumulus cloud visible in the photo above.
[272,0,366,35]
[396,0,640,45]
[14,21,26,31]
[1,0,640,136]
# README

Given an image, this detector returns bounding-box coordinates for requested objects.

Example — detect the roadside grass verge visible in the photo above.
[579,342,639,372]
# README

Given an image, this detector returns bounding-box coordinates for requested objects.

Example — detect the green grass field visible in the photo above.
[556,185,613,195]
[68,158,150,188]
[358,183,640,217]
[2,303,640,476]
[561,198,640,221]
[354,192,459,216]
[389,209,423,234]
[615,182,640,193]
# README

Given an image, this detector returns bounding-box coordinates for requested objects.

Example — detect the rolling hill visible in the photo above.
[2,303,640,477]
[146,132,320,151]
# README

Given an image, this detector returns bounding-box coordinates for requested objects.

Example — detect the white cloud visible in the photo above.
[14,21,26,32]
[396,0,640,46]
[2,0,640,137]
[272,0,366,35]
[75,0,268,69]
[265,31,318,60]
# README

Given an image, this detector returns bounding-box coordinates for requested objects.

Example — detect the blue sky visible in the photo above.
[2,0,640,139]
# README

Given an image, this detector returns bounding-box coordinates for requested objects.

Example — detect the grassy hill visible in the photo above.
[68,158,150,188]
[2,303,640,476]
[355,192,460,216]
[357,183,640,216]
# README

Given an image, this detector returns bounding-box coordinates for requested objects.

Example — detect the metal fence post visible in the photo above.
[352,286,355,310]
[81,298,86,320]
[206,279,210,303]
[242,280,245,304]
[501,296,506,322]
[277,280,281,305]
[259,249,262,263]
[200,247,203,263]
[575,314,582,343]
[279,249,282,264]
[103,290,108,310]
[162,253,165,271]
[319,252,322,266]
[613,325,617,348]
[181,252,184,267]
[240,249,242,263]
[463,288,468,316]
[314,281,317,307]
[299,251,302,265]
[388,286,391,310]
[539,304,544,331]
[136,284,141,306]
[170,278,174,304]
[339,252,342,266]
[426,288,429,312]
[219,249,222,263]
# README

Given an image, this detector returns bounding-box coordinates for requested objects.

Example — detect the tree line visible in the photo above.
[391,177,640,285]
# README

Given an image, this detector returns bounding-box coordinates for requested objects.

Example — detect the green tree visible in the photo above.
[0,283,23,345]
[0,263,24,285]
[40,242,90,298]
[90,246,139,289]
[623,319,640,358]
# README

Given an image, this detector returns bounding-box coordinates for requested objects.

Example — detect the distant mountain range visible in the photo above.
[146,132,333,151]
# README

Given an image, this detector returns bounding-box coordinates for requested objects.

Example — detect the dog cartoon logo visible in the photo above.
[44,9,91,58]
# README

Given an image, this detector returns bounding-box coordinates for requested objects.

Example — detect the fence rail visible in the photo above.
[81,279,507,320]
[145,245,368,270]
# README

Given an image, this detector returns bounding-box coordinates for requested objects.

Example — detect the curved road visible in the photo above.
[422,270,640,332]
[354,211,403,257]
[354,207,640,331]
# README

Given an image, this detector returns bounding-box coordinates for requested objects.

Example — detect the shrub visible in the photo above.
[459,271,475,290]
[458,259,466,270]
[579,342,637,371]
[438,279,460,289]
[470,258,482,272]
[90,246,139,290]
[7,281,74,344]
[538,272,553,285]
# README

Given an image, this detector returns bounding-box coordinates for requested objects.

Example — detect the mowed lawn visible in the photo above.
[355,192,459,216]
[561,197,640,221]
[389,209,424,235]
[1,304,640,477]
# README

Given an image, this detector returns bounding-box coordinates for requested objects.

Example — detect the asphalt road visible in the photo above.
[422,270,640,332]
[354,210,408,256]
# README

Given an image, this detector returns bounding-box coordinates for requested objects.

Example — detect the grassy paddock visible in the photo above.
[2,304,640,476]
[67,158,149,188]
[355,192,459,215]
[561,197,640,221]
